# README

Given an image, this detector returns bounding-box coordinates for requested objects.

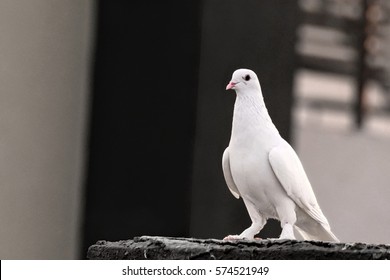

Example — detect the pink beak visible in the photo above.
[226,81,236,90]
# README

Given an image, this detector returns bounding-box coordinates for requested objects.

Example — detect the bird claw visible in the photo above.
[223,235,242,241]
[223,235,262,241]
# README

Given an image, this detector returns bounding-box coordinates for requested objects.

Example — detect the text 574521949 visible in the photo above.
[215,266,269,276]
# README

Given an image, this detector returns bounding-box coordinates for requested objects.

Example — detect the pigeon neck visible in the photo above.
[234,90,268,118]
[232,90,279,134]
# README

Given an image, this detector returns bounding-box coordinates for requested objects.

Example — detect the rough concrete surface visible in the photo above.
[87,236,390,260]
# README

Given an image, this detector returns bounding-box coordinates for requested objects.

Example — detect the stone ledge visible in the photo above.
[87,236,390,260]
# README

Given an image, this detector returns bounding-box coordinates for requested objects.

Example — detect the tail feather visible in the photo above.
[294,224,339,242]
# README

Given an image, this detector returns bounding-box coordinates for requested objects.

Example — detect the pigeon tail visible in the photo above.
[294,224,339,242]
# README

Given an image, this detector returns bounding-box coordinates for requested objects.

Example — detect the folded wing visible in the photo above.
[222,147,240,199]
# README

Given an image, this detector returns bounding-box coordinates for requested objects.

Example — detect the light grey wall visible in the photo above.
[295,124,390,244]
[293,71,390,244]
[0,0,94,259]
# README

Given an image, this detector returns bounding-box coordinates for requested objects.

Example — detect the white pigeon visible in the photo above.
[222,68,339,242]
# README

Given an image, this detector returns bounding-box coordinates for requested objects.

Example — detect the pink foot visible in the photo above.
[223,235,241,240]
[223,235,262,241]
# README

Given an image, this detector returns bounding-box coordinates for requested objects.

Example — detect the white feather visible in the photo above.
[222,148,240,199]
[268,141,330,227]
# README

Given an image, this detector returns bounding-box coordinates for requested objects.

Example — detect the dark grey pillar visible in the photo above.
[82,0,299,258]
[190,0,298,239]
[82,0,202,257]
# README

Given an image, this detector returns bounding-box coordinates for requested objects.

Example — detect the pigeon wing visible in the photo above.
[222,147,240,199]
[268,140,330,227]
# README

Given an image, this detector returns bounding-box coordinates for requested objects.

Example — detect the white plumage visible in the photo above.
[223,68,339,242]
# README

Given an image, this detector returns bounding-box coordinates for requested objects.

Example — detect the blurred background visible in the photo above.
[0,0,389,259]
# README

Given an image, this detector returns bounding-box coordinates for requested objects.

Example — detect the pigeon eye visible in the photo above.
[244,75,251,81]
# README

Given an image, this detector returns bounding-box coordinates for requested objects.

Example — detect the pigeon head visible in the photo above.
[226,69,261,93]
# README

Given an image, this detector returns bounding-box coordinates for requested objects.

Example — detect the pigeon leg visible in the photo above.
[224,200,265,240]
[277,205,297,240]
[279,223,295,239]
